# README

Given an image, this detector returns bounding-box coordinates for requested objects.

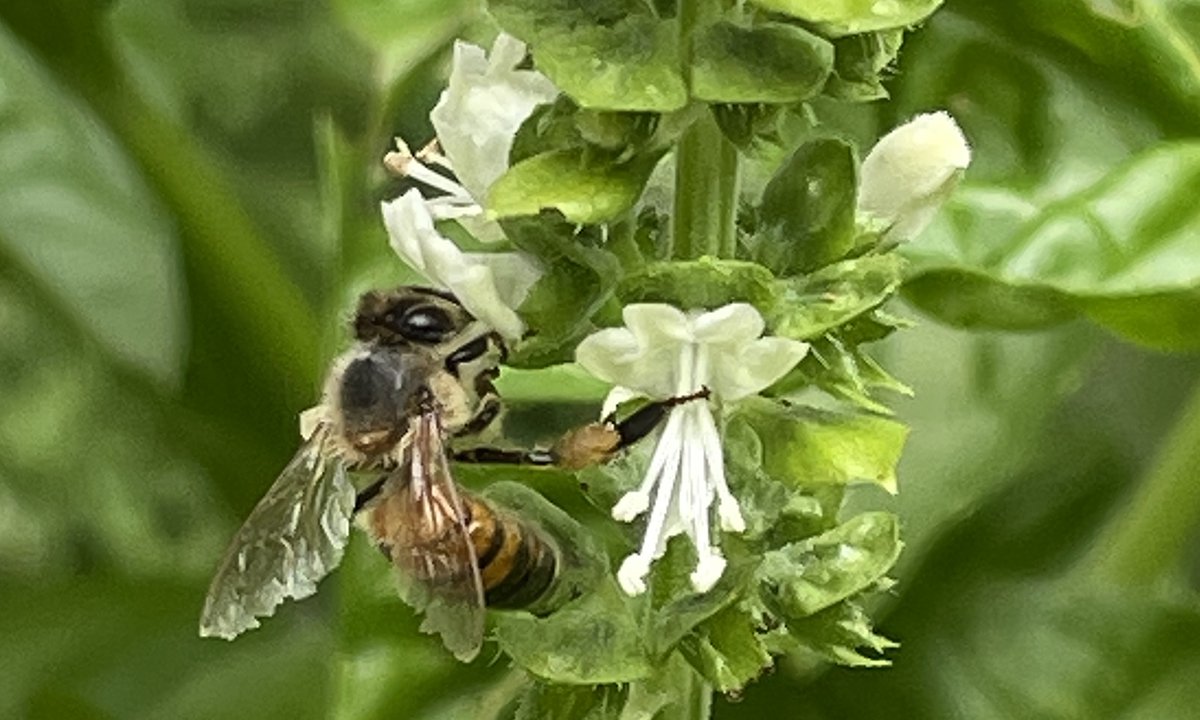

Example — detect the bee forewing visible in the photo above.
[199,433,355,640]
[368,411,486,661]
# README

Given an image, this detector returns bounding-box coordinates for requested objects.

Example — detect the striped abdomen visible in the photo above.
[463,494,558,608]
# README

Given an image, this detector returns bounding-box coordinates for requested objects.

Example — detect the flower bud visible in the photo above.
[857,111,971,242]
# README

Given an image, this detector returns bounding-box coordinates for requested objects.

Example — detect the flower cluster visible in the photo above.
[378,34,970,597]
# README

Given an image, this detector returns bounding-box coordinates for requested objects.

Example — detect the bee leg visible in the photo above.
[452,447,556,466]
[453,388,710,471]
[607,386,711,450]
[354,475,388,513]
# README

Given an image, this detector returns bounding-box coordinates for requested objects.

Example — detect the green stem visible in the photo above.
[671,0,739,261]
[684,671,713,720]
[1085,378,1200,586]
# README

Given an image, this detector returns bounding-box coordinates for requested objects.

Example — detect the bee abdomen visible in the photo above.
[466,496,558,609]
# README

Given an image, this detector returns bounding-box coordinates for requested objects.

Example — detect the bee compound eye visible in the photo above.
[398,305,453,343]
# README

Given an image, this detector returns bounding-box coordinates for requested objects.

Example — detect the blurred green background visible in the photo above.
[2,0,1200,718]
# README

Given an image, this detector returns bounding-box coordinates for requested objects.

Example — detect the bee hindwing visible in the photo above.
[199,434,355,640]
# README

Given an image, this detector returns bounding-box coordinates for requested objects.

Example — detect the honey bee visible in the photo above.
[200,286,700,660]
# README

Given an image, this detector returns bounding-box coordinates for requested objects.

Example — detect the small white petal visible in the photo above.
[575,326,676,399]
[690,552,726,593]
[858,111,971,243]
[465,251,543,310]
[430,34,558,202]
[612,491,651,522]
[617,554,651,596]
[623,304,694,345]
[380,192,537,340]
[599,386,643,421]
[690,303,765,345]
[713,336,810,401]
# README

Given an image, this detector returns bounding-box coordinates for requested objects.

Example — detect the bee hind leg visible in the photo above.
[452,388,710,472]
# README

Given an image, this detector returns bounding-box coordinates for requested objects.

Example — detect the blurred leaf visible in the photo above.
[690,21,834,104]
[488,0,687,112]
[747,139,858,276]
[331,0,468,81]
[731,397,908,493]
[0,579,331,720]
[1000,0,1200,125]
[745,0,944,36]
[489,150,662,224]
[906,143,1200,349]
[0,22,185,384]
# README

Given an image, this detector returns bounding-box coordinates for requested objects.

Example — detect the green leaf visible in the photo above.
[784,599,897,667]
[747,138,858,276]
[651,560,752,658]
[677,606,773,693]
[513,682,627,720]
[616,258,778,311]
[493,578,653,684]
[746,0,944,36]
[502,214,622,367]
[690,21,834,104]
[769,254,905,340]
[487,0,687,112]
[731,397,908,493]
[823,29,904,102]
[0,22,185,384]
[905,143,1200,349]
[757,512,901,618]
[489,149,661,225]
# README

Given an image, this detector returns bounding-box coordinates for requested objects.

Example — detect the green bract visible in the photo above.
[690,21,834,104]
[488,0,687,112]
[748,138,859,275]
[746,0,944,36]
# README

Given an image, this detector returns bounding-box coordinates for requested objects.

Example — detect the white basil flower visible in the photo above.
[857,111,971,243]
[576,303,810,595]
[381,189,541,340]
[384,33,558,243]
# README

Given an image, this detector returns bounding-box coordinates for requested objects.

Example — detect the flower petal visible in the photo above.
[430,34,558,203]
[690,303,765,346]
[381,192,534,340]
[575,326,677,398]
[712,337,810,401]
[623,303,694,345]
[857,111,970,243]
[599,385,643,421]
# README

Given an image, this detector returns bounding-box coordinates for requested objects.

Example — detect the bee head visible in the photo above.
[353,286,476,347]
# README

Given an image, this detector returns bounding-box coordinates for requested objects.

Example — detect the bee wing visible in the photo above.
[199,430,355,640]
[381,409,486,661]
